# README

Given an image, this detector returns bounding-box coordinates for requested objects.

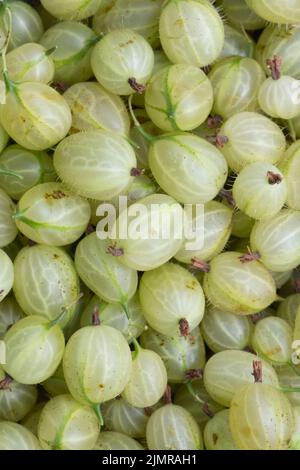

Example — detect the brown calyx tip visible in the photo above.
[252,360,263,383]
[202,402,214,419]
[51,81,69,94]
[86,224,96,235]
[207,115,223,129]
[106,244,124,257]
[294,279,300,293]
[144,407,154,417]
[267,171,283,185]
[163,385,173,405]
[179,318,190,337]
[0,289,4,296]
[0,374,13,390]
[214,130,229,148]
[219,188,236,209]
[266,55,282,80]
[239,251,261,263]
[92,306,100,326]
[130,167,145,177]
[45,190,67,200]
[201,65,212,75]
[250,310,268,325]
[185,368,203,381]
[128,77,146,94]
[191,258,211,273]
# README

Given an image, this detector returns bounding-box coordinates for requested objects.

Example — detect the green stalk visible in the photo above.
[93,403,104,427]
[128,95,156,143]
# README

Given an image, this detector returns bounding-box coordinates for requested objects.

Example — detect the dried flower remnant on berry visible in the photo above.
[251,360,263,383]
[179,318,190,337]
[267,171,283,185]
[266,56,282,80]
[239,251,261,263]
[191,258,211,272]
[128,78,146,94]
[163,385,172,405]
[106,245,124,257]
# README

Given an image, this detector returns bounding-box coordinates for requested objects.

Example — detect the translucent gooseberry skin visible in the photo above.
[122,346,168,408]
[159,0,224,68]
[63,325,132,406]
[94,431,144,451]
[7,1,44,52]
[258,76,300,120]
[256,25,300,80]
[0,124,9,154]
[40,22,98,85]
[203,350,279,407]
[0,422,42,450]
[232,162,287,220]
[204,409,238,451]
[80,294,146,343]
[0,82,72,151]
[250,209,300,272]
[219,112,286,173]
[0,188,18,248]
[222,0,266,30]
[280,140,300,210]
[21,402,45,436]
[0,145,56,201]
[64,82,130,136]
[41,363,69,397]
[139,262,205,337]
[0,296,24,340]
[14,183,91,246]
[53,130,136,200]
[175,201,233,264]
[277,365,300,408]
[208,57,265,119]
[203,252,277,315]
[220,24,255,60]
[174,380,224,427]
[145,64,213,132]
[92,0,164,46]
[251,316,293,366]
[149,133,228,204]
[0,379,37,422]
[140,326,206,383]
[201,306,252,353]
[2,315,65,385]
[146,404,203,450]
[91,29,154,96]
[102,398,150,439]
[277,294,300,328]
[245,0,300,25]
[2,43,55,84]
[13,245,80,328]
[110,194,184,271]
[40,0,102,21]
[229,383,294,450]
[38,395,100,450]
[289,407,300,450]
[0,249,14,303]
[75,234,138,305]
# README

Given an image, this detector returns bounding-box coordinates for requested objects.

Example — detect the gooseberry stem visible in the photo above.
[186,382,214,418]
[288,119,297,142]
[121,302,130,320]
[128,95,156,143]
[288,361,300,377]
[49,293,84,327]
[93,403,104,427]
